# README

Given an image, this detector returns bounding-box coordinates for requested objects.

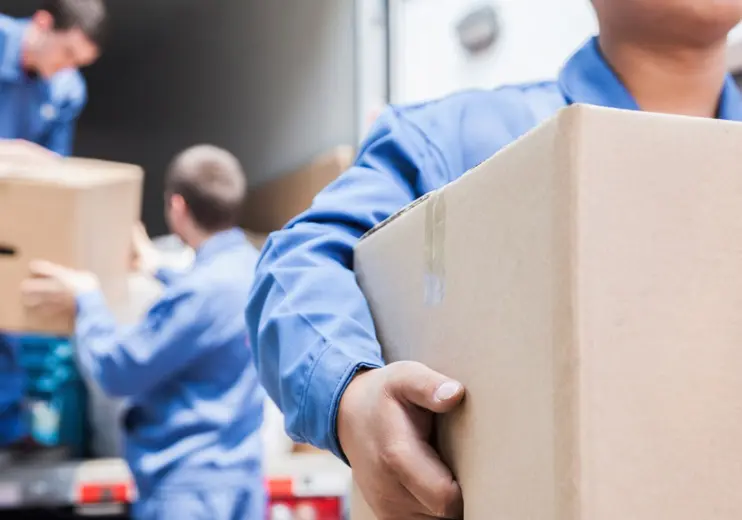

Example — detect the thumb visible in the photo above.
[386,361,465,413]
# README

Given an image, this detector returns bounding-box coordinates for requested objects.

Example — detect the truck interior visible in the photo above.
[3,0,359,235]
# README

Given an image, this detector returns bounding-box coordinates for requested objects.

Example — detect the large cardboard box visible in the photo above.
[353,105,742,519]
[0,157,143,334]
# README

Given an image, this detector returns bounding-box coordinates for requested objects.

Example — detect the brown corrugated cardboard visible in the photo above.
[242,146,354,233]
[353,104,742,519]
[0,157,143,334]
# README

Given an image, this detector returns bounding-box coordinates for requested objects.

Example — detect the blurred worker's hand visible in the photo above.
[131,222,162,276]
[21,260,100,316]
[338,361,465,520]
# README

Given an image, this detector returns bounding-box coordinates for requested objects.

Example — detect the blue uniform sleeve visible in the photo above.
[246,107,452,459]
[41,81,87,156]
[74,286,213,398]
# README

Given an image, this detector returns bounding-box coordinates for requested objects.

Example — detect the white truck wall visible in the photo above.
[390,0,597,104]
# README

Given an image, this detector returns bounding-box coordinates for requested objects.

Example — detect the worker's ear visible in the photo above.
[169,194,189,219]
[32,10,55,32]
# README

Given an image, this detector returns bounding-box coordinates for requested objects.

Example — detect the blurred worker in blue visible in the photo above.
[0,0,106,156]
[23,145,266,520]
[247,1,742,519]
[0,0,106,456]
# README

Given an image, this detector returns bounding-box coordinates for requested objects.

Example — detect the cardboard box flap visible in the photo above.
[359,104,582,244]
[360,190,435,241]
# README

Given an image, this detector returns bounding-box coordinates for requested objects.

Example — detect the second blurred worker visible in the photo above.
[0,0,107,155]
[22,145,266,520]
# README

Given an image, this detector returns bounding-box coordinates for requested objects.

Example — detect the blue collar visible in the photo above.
[194,228,248,264]
[559,36,742,122]
[0,15,29,83]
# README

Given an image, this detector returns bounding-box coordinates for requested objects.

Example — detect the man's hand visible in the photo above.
[338,361,465,520]
[21,261,100,316]
[130,222,162,276]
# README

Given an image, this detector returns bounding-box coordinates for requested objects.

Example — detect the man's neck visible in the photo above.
[20,26,37,73]
[599,35,729,118]
[186,229,220,251]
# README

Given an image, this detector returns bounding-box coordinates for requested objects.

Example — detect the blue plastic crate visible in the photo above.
[25,364,80,394]
[19,341,74,372]
[17,335,74,372]
[26,377,87,458]
[8,334,88,457]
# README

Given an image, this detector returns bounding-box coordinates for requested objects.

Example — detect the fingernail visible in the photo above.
[435,381,462,402]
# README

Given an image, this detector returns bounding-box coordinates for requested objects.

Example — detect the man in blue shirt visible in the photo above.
[0,0,106,459]
[0,0,106,156]
[247,1,742,519]
[23,145,266,520]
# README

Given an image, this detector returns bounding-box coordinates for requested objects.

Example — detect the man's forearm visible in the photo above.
[74,290,123,391]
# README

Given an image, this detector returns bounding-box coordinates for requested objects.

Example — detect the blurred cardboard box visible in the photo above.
[352,105,742,518]
[242,146,354,237]
[0,156,143,334]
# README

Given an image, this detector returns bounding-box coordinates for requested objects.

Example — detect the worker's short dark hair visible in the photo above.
[41,0,108,48]
[165,145,248,233]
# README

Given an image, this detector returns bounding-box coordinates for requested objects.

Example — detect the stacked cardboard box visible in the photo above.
[242,146,355,249]
[353,105,742,518]
[0,151,143,334]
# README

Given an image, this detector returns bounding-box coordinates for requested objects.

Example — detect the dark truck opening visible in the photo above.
[2,0,358,235]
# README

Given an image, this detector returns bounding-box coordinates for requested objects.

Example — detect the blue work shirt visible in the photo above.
[0,335,25,445]
[75,229,265,514]
[246,36,742,460]
[0,15,87,155]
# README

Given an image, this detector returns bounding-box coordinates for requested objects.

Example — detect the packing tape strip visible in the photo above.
[424,189,446,306]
